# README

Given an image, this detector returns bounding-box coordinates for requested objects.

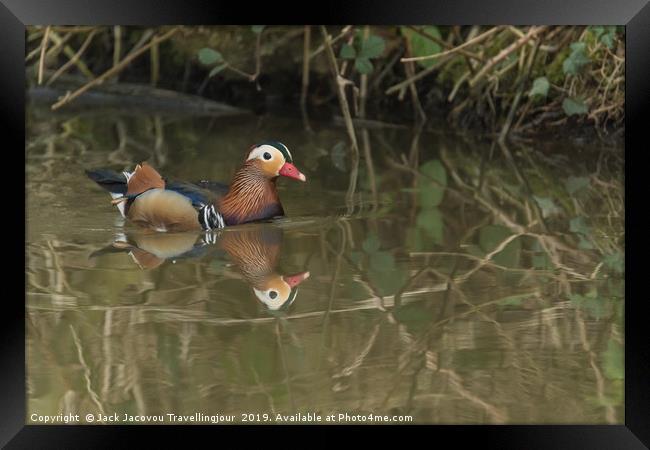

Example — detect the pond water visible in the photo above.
[26,105,624,424]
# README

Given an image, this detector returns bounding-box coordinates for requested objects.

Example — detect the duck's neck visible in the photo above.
[217,163,284,225]
[219,229,281,285]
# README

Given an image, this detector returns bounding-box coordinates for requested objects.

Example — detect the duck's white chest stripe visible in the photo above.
[199,204,225,230]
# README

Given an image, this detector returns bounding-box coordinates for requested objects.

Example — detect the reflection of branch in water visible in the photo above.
[322,235,387,311]
[70,325,106,421]
[332,317,384,380]
[439,368,508,423]
[152,115,167,167]
[101,310,113,400]
[455,232,525,282]
[439,146,594,281]
[276,320,295,411]
[575,310,618,424]
[429,264,546,393]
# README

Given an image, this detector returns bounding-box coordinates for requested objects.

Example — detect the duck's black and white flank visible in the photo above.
[86,141,306,232]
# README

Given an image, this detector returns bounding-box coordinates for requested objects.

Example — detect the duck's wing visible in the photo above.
[193,180,229,196]
[164,180,226,208]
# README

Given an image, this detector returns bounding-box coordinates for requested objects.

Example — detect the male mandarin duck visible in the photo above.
[86,141,306,232]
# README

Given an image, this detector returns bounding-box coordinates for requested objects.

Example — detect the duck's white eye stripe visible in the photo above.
[279,142,292,160]
[247,145,281,161]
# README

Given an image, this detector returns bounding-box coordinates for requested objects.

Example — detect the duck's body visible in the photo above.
[86,141,305,232]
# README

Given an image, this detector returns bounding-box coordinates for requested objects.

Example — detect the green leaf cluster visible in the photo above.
[339,32,386,75]
[407,159,447,250]
[589,26,618,49]
[562,42,591,76]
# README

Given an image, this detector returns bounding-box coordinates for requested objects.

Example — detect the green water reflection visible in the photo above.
[26,106,624,424]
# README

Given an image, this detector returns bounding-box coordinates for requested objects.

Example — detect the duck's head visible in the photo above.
[245,141,306,182]
[253,271,310,311]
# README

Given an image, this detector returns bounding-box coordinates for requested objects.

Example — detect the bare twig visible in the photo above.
[401,26,501,63]
[469,26,547,87]
[37,26,51,85]
[301,26,312,132]
[319,26,359,156]
[51,27,179,110]
[46,29,98,86]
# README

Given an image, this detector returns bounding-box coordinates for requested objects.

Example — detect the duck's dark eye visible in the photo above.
[269,291,278,299]
[263,152,272,160]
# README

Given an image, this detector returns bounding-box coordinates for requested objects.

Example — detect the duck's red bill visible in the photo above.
[279,162,306,182]
[283,271,310,288]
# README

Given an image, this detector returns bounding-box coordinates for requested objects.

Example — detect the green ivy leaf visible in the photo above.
[478,225,521,268]
[570,291,610,319]
[392,303,435,331]
[401,26,442,68]
[533,196,560,218]
[416,208,444,245]
[418,159,447,207]
[358,34,385,59]
[570,216,589,235]
[562,97,588,116]
[349,251,363,266]
[603,251,624,274]
[330,141,347,172]
[590,26,605,40]
[354,57,373,74]
[362,234,381,254]
[603,340,624,380]
[339,43,356,59]
[369,251,395,272]
[528,76,550,98]
[198,48,223,65]
[562,42,591,76]
[600,26,617,49]
[565,176,590,194]
[578,235,595,250]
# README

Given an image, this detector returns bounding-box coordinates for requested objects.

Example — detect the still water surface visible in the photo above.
[26,106,624,424]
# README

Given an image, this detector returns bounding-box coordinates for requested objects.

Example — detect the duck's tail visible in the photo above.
[87,163,165,218]
[85,168,132,217]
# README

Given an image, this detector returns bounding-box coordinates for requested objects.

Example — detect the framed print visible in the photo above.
[2,0,649,447]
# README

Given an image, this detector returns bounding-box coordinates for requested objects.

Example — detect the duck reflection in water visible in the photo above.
[91,226,309,311]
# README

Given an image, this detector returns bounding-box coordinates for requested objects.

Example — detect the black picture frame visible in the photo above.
[4,1,648,447]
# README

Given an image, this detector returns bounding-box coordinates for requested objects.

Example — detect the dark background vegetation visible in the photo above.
[26,25,624,141]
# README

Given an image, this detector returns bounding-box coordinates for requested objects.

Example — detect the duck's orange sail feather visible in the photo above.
[127,163,165,196]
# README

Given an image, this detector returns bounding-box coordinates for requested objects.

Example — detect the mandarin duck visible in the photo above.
[91,226,309,310]
[86,141,306,232]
